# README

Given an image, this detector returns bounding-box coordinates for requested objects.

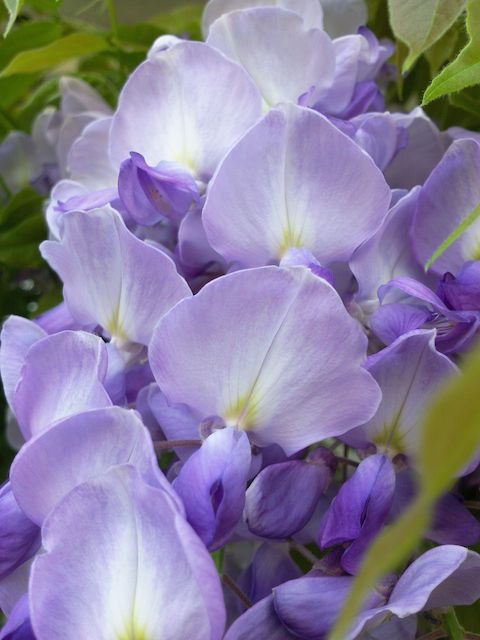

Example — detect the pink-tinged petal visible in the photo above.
[413,138,480,276]
[202,0,324,36]
[203,104,390,268]
[13,331,111,439]
[0,317,46,411]
[30,466,225,640]
[207,8,334,108]
[41,207,191,345]
[109,41,262,181]
[150,266,380,455]
[10,406,179,526]
[346,330,457,459]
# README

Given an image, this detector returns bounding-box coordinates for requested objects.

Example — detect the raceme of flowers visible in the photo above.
[2,0,480,639]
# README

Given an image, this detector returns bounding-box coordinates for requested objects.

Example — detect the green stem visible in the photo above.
[443,608,465,640]
[105,0,119,40]
[211,548,224,575]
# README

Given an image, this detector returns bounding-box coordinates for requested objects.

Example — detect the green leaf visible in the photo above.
[0,188,43,230]
[423,0,480,104]
[418,345,480,498]
[2,0,24,37]
[0,32,109,77]
[0,21,62,68]
[328,498,432,640]
[425,20,462,75]
[329,343,480,640]
[149,4,202,40]
[424,200,480,271]
[0,214,46,267]
[388,0,466,72]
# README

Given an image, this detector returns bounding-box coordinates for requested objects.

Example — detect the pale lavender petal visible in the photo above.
[0,317,46,411]
[413,138,480,275]
[384,108,448,190]
[389,546,480,614]
[206,7,334,108]
[202,0,324,36]
[10,406,178,526]
[30,466,225,640]
[350,187,426,316]
[41,207,191,345]
[59,77,111,117]
[13,331,111,439]
[349,330,457,459]
[173,427,251,549]
[150,266,380,455]
[203,103,390,268]
[66,117,116,191]
[109,41,262,181]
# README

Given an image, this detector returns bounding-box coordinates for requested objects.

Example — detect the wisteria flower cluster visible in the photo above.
[2,0,480,639]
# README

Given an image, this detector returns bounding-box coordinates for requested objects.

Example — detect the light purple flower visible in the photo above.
[150,265,380,455]
[29,466,226,640]
[203,103,390,269]
[207,7,335,109]
[173,427,252,549]
[41,207,191,346]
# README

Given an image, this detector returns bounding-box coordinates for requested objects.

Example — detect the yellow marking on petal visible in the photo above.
[277,225,304,259]
[117,628,147,640]
[224,392,258,430]
[373,416,405,457]
[106,306,128,343]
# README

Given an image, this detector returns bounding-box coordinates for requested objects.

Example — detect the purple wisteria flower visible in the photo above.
[2,0,480,638]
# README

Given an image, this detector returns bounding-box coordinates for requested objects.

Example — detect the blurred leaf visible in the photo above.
[423,0,480,104]
[0,32,109,76]
[149,4,202,39]
[329,343,480,640]
[456,601,480,632]
[2,0,24,37]
[388,0,466,72]
[0,21,62,68]
[0,215,46,267]
[425,19,462,75]
[449,84,480,115]
[16,76,59,127]
[424,201,480,271]
[0,188,43,229]
[419,345,480,497]
[117,22,162,49]
[0,73,36,110]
